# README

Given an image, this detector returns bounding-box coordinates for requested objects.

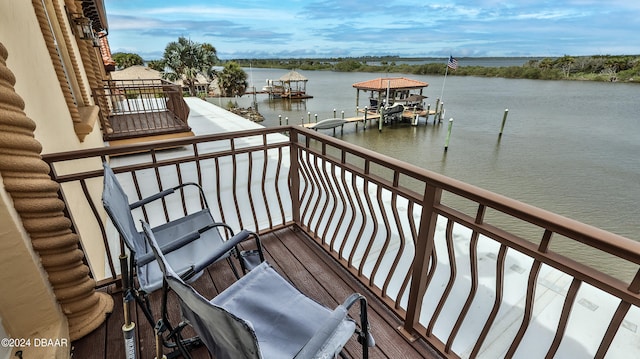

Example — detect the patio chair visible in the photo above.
[101,162,264,350]
[141,220,375,359]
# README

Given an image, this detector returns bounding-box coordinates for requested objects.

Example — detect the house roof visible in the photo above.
[279,70,308,82]
[352,77,428,91]
[99,36,115,71]
[110,65,162,80]
[174,73,210,86]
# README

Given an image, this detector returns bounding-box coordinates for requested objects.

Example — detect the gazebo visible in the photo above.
[353,77,428,110]
[278,70,312,99]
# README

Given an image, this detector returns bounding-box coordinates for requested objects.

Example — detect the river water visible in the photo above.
[208,67,640,249]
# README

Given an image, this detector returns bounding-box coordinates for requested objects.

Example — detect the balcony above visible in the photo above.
[93,79,194,144]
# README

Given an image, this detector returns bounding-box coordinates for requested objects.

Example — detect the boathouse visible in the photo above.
[353,77,428,110]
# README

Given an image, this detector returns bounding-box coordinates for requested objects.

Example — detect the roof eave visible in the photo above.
[82,0,108,33]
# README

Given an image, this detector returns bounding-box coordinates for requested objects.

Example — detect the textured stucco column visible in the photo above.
[0,43,113,340]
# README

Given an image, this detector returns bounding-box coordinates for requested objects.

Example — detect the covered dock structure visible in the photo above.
[262,70,313,99]
[353,77,429,110]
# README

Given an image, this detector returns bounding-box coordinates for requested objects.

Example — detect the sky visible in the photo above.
[104,0,640,60]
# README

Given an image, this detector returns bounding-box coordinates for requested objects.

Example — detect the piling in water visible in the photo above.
[362,107,368,131]
[444,118,453,151]
[499,109,509,137]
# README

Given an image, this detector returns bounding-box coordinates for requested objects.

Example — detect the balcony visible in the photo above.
[43,125,639,358]
[93,79,193,143]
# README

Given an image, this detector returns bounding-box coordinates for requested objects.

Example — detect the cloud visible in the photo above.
[104,0,640,58]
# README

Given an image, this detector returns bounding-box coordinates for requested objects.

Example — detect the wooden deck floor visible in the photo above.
[71,226,441,358]
[107,111,191,140]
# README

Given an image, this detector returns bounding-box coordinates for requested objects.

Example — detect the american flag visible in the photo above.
[447,56,458,70]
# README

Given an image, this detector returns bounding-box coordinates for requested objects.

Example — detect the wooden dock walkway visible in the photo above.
[302,109,439,130]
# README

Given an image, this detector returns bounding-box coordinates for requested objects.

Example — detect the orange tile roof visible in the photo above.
[99,35,116,71]
[352,77,428,91]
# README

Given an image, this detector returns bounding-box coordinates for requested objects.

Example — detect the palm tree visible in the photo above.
[147,60,165,72]
[217,62,248,97]
[162,37,218,96]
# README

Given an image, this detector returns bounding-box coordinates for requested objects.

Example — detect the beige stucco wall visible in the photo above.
[0,174,69,358]
[0,1,104,153]
[0,1,108,279]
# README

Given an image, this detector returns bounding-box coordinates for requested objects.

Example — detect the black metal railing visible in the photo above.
[43,126,640,359]
[92,79,190,140]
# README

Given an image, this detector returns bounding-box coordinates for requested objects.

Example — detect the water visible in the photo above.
[365,57,541,67]
[208,67,640,243]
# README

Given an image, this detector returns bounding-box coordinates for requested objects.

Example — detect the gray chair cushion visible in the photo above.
[142,221,356,359]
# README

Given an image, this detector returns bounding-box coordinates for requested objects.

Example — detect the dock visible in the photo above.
[302,112,379,128]
[301,108,440,132]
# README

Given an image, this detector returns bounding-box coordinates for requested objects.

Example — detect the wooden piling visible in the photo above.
[363,107,368,131]
[444,118,453,151]
[499,109,509,137]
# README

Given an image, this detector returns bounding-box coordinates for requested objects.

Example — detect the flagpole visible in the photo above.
[440,63,449,103]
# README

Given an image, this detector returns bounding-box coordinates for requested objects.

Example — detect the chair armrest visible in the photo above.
[197,223,265,273]
[129,188,176,209]
[129,182,207,209]
[190,229,254,275]
[137,230,202,267]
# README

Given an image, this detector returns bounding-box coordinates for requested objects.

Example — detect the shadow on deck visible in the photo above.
[72,226,441,358]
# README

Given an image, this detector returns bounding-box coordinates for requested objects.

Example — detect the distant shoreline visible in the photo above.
[226,55,640,83]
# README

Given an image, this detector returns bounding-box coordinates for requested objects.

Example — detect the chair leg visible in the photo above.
[227,256,240,279]
[167,331,192,359]
[359,296,372,359]
[155,323,193,359]
[164,321,202,350]
[343,294,373,359]
[131,290,157,329]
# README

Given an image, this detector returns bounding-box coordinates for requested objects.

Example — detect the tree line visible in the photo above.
[231,55,640,83]
[112,46,640,97]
